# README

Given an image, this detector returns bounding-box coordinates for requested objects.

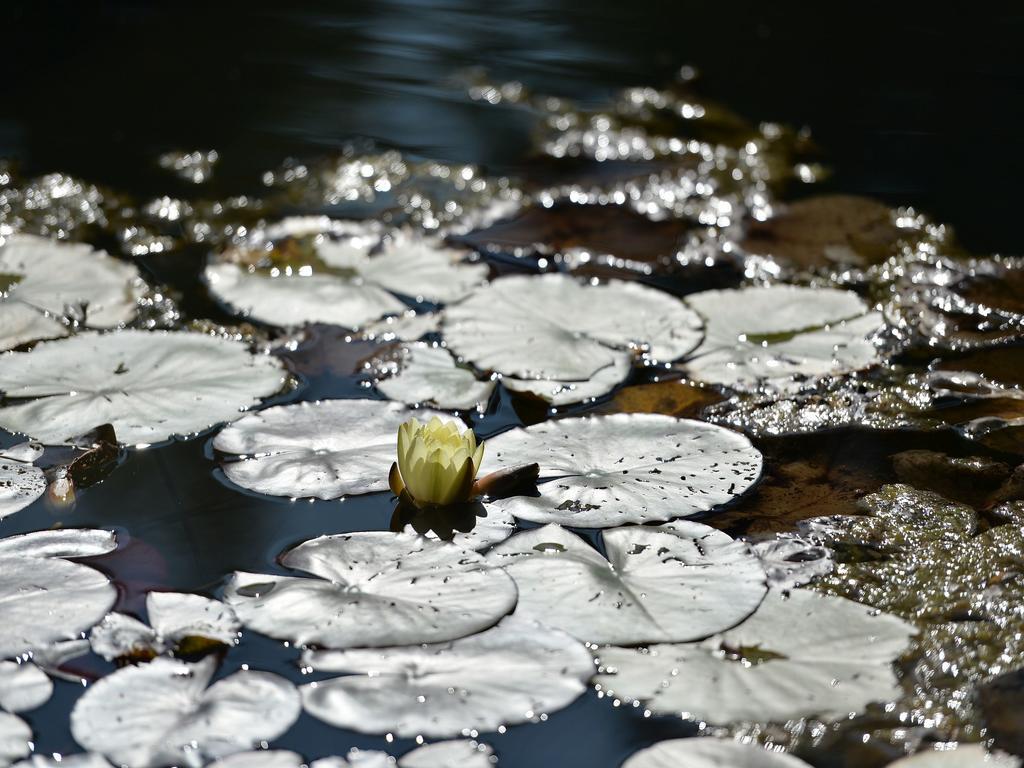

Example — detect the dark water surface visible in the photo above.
[4,3,1024,767]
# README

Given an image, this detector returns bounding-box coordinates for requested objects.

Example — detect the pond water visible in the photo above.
[2,4,1024,768]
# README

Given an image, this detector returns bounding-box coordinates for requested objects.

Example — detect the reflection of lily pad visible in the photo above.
[594,589,915,723]
[487,523,766,643]
[684,285,884,391]
[443,273,702,380]
[206,234,486,329]
[90,592,240,662]
[481,413,762,527]
[0,529,117,659]
[70,657,300,768]
[623,738,813,768]
[0,234,146,351]
[214,399,461,499]
[0,331,286,445]
[225,532,516,648]
[301,619,592,738]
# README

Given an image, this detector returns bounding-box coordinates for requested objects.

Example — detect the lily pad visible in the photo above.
[362,311,441,342]
[214,399,461,499]
[0,529,117,659]
[70,657,301,768]
[205,234,486,330]
[376,344,496,411]
[224,532,517,648]
[888,746,1021,767]
[0,713,30,767]
[0,331,286,445]
[0,234,145,351]
[481,413,762,527]
[0,445,45,521]
[502,351,632,406]
[206,752,304,768]
[0,528,116,559]
[0,662,52,713]
[90,592,240,661]
[593,589,915,723]
[684,285,884,391]
[622,738,813,768]
[486,522,766,643]
[397,501,516,551]
[12,755,114,768]
[443,273,703,380]
[398,741,495,768]
[300,619,593,738]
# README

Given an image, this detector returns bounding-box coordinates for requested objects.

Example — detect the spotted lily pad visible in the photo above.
[0,662,52,713]
[887,746,1021,767]
[376,343,496,411]
[443,273,703,380]
[0,529,117,659]
[622,738,814,768]
[70,657,300,768]
[300,619,593,737]
[0,444,46,521]
[90,592,240,661]
[684,285,884,391]
[0,234,146,351]
[0,331,286,445]
[594,589,916,723]
[224,532,516,648]
[481,413,762,527]
[487,522,766,643]
[205,234,486,330]
[214,399,460,499]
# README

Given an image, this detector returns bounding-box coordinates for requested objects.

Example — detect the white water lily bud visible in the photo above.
[390,416,484,507]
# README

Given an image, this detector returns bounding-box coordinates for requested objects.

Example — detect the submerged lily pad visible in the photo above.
[487,522,766,644]
[376,343,496,411]
[0,529,117,659]
[481,413,762,527]
[205,234,486,330]
[443,273,703,381]
[683,285,884,391]
[225,532,516,648]
[622,738,814,768]
[0,662,52,713]
[70,657,300,768]
[594,589,915,723]
[300,619,593,738]
[0,331,286,445]
[90,592,240,661]
[0,444,46,521]
[214,399,460,499]
[0,234,146,351]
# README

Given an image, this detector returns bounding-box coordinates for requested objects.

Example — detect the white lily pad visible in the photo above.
[684,285,884,391]
[0,529,117,659]
[205,235,486,330]
[0,662,52,713]
[402,502,516,552]
[214,399,460,500]
[0,713,30,767]
[225,532,516,648]
[501,351,632,406]
[481,413,762,528]
[0,448,45,521]
[207,752,304,768]
[12,755,114,768]
[487,522,766,644]
[30,638,91,682]
[593,589,916,723]
[622,738,813,768]
[0,234,145,351]
[443,273,703,381]
[90,592,240,661]
[888,746,1021,767]
[377,344,496,411]
[0,331,286,445]
[70,657,301,768]
[300,619,593,738]
[399,741,495,768]
[362,311,441,342]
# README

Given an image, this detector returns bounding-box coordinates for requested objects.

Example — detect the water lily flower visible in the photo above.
[390,416,484,508]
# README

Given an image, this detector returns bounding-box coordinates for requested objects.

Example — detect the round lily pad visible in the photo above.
[622,738,813,768]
